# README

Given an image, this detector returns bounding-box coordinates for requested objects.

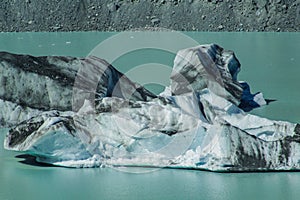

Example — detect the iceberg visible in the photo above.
[3,44,300,172]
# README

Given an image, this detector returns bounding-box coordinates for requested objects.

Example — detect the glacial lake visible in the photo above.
[0,32,300,200]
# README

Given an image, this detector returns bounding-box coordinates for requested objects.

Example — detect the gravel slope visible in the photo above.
[0,0,299,32]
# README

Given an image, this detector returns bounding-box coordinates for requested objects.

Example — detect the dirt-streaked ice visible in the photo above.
[3,44,300,171]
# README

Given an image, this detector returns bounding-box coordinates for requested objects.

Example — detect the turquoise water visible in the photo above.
[0,32,300,200]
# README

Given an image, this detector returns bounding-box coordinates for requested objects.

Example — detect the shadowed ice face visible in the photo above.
[221,50,241,81]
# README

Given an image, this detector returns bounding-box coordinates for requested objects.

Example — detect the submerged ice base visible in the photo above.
[3,44,300,172]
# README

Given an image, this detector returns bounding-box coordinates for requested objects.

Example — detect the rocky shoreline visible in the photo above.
[0,0,299,32]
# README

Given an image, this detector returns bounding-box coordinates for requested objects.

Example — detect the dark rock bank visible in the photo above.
[0,0,299,32]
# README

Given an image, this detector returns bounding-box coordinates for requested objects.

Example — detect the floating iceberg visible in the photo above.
[3,44,300,172]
